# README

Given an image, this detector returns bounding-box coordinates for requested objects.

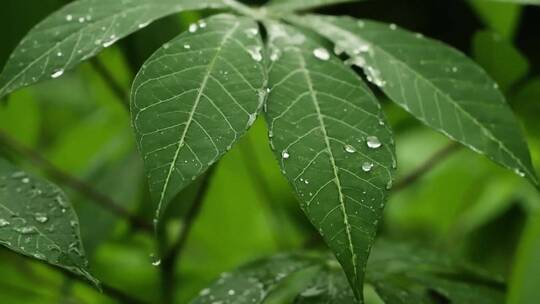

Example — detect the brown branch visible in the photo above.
[160,165,217,304]
[392,142,461,192]
[90,58,129,108]
[0,130,152,231]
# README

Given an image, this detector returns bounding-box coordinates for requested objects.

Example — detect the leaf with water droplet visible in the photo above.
[267,0,363,12]
[290,14,538,187]
[131,14,266,227]
[0,158,98,286]
[0,0,228,98]
[264,21,395,301]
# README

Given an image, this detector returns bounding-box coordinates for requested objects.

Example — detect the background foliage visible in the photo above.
[0,0,539,303]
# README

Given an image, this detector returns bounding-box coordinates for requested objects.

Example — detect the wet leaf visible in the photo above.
[267,0,362,11]
[0,158,97,286]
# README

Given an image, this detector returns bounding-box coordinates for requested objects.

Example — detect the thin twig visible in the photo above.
[160,165,217,304]
[90,58,129,108]
[392,142,461,192]
[0,130,153,231]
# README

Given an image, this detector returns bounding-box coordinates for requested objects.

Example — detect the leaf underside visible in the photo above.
[0,158,97,286]
[0,0,227,98]
[291,14,538,186]
[264,21,395,300]
[131,14,267,221]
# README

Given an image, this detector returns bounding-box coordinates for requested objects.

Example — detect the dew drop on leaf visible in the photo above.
[366,136,382,149]
[362,162,374,172]
[189,23,198,33]
[282,151,290,159]
[51,69,64,79]
[313,47,330,61]
[344,145,356,153]
[0,219,9,228]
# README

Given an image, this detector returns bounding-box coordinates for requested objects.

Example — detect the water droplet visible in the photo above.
[200,288,210,296]
[282,151,290,159]
[451,67,458,73]
[247,113,257,126]
[493,83,499,89]
[66,15,73,21]
[21,177,30,184]
[245,27,258,37]
[198,21,207,28]
[152,259,161,266]
[362,162,374,172]
[366,136,382,149]
[51,69,64,79]
[78,17,85,23]
[0,219,9,228]
[189,23,198,33]
[386,180,393,190]
[389,23,397,30]
[17,226,37,235]
[34,213,48,223]
[228,289,235,296]
[313,48,330,61]
[344,145,356,153]
[247,46,262,62]
[514,169,525,177]
[102,35,118,48]
[184,44,191,49]
[138,21,150,29]
[56,51,63,57]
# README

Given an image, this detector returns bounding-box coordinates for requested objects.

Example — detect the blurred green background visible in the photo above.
[0,0,539,303]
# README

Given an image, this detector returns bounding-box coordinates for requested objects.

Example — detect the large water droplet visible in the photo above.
[188,23,198,33]
[65,15,73,21]
[366,136,382,149]
[362,162,374,172]
[51,69,64,79]
[313,48,330,61]
[247,46,262,62]
[34,213,48,223]
[344,145,356,153]
[282,151,290,159]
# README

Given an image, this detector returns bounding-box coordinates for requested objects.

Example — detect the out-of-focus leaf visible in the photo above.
[267,0,362,11]
[131,14,267,224]
[292,15,538,186]
[468,0,523,39]
[0,90,41,147]
[265,21,395,300]
[191,253,322,304]
[0,0,228,98]
[473,30,529,92]
[0,158,97,286]
[508,208,540,304]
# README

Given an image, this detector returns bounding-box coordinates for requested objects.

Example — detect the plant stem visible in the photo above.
[159,165,217,304]
[90,58,130,108]
[392,142,461,192]
[0,130,152,231]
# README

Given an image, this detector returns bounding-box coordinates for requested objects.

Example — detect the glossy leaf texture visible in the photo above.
[0,158,97,286]
[264,21,395,300]
[0,0,228,98]
[190,253,323,304]
[294,263,357,304]
[267,0,362,11]
[291,15,538,186]
[131,14,267,222]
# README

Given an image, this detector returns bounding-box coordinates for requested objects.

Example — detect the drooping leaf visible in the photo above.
[190,253,323,304]
[0,0,228,99]
[267,0,362,11]
[291,15,538,186]
[131,14,267,223]
[0,158,97,286]
[264,21,395,300]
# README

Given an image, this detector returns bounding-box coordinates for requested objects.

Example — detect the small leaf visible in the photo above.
[131,14,267,223]
[0,158,97,286]
[267,0,363,11]
[264,21,395,300]
[191,253,322,304]
[291,15,538,186]
[0,0,228,98]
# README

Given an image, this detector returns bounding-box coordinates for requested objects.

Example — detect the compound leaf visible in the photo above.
[0,0,228,98]
[292,15,538,186]
[131,14,267,223]
[264,21,395,301]
[0,158,97,286]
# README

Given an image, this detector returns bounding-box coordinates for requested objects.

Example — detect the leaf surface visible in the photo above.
[292,15,538,185]
[264,21,395,300]
[0,0,227,98]
[131,14,266,222]
[0,158,97,285]
[267,0,362,11]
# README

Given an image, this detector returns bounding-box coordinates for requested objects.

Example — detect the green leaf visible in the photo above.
[295,262,357,304]
[469,0,523,39]
[482,0,540,4]
[190,253,322,304]
[0,158,97,286]
[131,14,267,223]
[0,0,228,99]
[264,21,395,300]
[291,15,538,186]
[267,0,362,11]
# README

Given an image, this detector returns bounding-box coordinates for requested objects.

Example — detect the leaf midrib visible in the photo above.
[155,20,241,218]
